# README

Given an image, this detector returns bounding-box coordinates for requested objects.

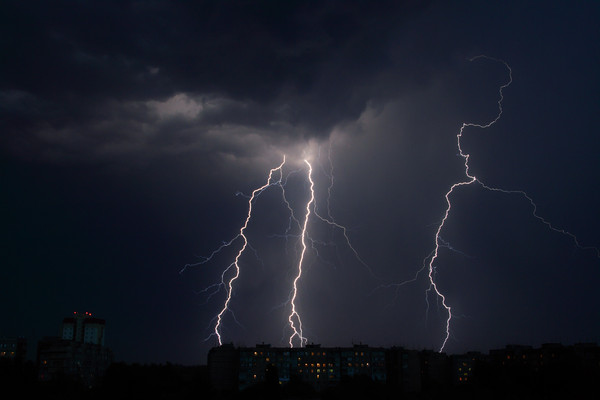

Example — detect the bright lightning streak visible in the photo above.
[209,156,286,345]
[427,55,512,352]
[428,55,599,353]
[287,159,314,347]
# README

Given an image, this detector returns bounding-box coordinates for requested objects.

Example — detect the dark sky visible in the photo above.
[2,1,599,365]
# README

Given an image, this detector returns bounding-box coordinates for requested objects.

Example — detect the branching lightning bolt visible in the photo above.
[426,55,513,353]
[426,55,599,353]
[188,156,286,345]
[187,151,373,347]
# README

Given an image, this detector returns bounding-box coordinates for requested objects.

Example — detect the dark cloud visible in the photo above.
[1,0,436,164]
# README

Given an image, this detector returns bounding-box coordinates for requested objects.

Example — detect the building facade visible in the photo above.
[210,343,389,393]
[38,312,112,387]
[61,311,105,345]
[0,336,27,361]
[208,342,600,394]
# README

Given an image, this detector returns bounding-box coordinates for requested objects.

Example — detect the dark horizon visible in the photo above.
[10,332,599,366]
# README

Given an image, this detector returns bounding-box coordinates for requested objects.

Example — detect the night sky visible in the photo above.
[2,1,599,365]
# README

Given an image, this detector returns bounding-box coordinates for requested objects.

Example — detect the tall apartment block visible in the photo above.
[61,311,105,345]
[38,311,112,387]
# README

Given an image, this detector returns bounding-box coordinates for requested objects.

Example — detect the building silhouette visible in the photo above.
[37,311,112,387]
[61,311,106,345]
[208,342,600,396]
[210,343,400,394]
[0,336,27,362]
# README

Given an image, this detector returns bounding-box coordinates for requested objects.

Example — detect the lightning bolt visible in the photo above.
[426,55,512,353]
[188,149,372,347]
[287,159,314,347]
[186,156,286,345]
[427,55,599,353]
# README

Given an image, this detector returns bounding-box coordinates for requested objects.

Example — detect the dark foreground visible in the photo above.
[1,358,596,399]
